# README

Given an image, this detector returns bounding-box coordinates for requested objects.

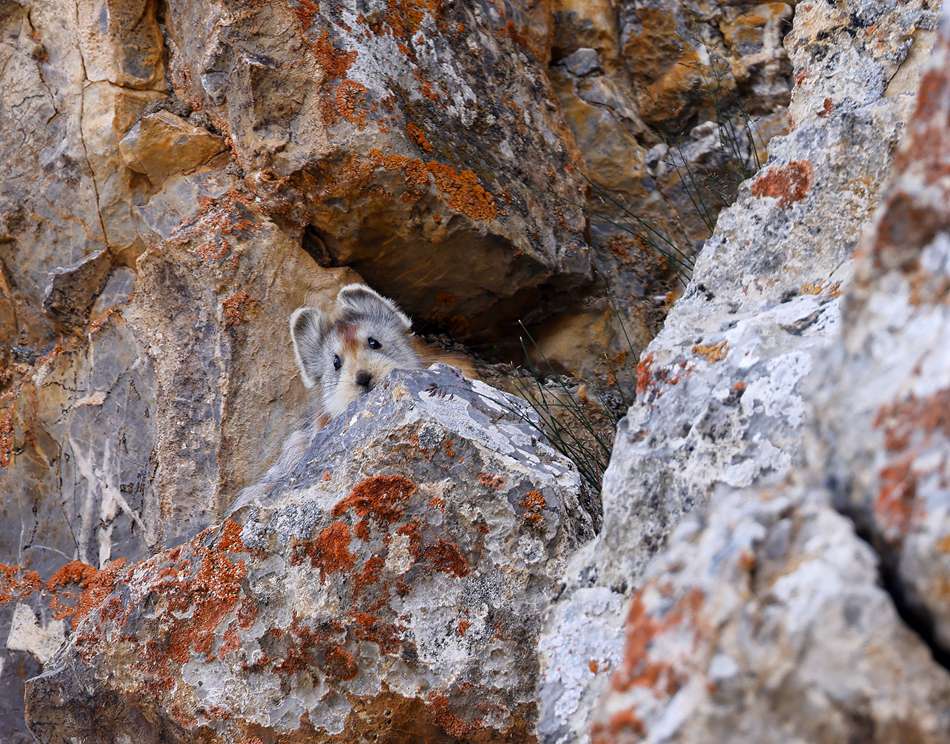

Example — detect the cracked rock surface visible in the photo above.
[539,1,946,741]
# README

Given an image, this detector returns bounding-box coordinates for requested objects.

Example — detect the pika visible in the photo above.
[229,283,473,514]
[290,283,423,419]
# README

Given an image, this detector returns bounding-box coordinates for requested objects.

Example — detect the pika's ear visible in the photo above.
[336,283,411,332]
[289,307,328,389]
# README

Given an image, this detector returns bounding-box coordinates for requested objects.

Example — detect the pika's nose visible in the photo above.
[355,370,372,390]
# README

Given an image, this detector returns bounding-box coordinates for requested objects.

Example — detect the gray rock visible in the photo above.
[589,490,950,743]
[561,48,602,77]
[24,365,593,742]
[810,0,950,649]
[539,2,940,741]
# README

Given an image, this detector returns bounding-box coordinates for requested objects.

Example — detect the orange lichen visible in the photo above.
[478,473,506,490]
[384,0,441,40]
[443,438,457,458]
[334,79,369,127]
[406,121,433,152]
[222,290,257,327]
[589,659,599,674]
[333,474,418,535]
[354,555,385,597]
[610,585,703,703]
[369,150,497,221]
[636,353,655,396]
[311,30,357,79]
[294,522,356,580]
[0,563,42,604]
[692,340,728,363]
[217,519,247,554]
[521,490,545,525]
[751,160,813,207]
[426,161,498,221]
[0,408,13,468]
[323,644,359,680]
[166,547,246,662]
[427,693,478,739]
[457,618,471,636]
[424,540,469,577]
[291,0,319,31]
[875,459,916,538]
[46,560,98,592]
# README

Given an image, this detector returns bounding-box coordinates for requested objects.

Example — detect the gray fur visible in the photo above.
[234,284,423,513]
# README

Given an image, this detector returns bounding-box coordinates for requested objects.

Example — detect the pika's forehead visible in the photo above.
[329,320,360,352]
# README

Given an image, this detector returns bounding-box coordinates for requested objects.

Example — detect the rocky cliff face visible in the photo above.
[3,0,949,741]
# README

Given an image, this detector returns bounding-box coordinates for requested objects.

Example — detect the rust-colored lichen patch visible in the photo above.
[333,79,369,127]
[0,563,41,604]
[406,121,433,152]
[0,407,13,468]
[607,582,704,731]
[369,150,498,220]
[424,539,469,577]
[294,522,356,580]
[875,459,917,539]
[636,353,655,396]
[333,474,418,535]
[457,618,471,636]
[751,160,814,207]
[310,29,357,79]
[521,490,545,525]
[478,473,506,490]
[323,644,359,680]
[692,340,728,363]
[222,290,257,327]
[384,0,441,39]
[354,555,384,597]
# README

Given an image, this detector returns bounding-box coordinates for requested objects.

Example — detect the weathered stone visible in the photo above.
[162,0,591,338]
[590,491,950,743]
[595,0,932,594]
[118,110,225,186]
[810,4,950,649]
[24,365,593,742]
[539,3,939,741]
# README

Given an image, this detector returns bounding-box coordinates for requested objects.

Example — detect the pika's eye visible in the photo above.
[367,337,382,350]
[333,354,342,371]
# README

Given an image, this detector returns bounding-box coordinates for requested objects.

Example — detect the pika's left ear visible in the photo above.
[337,283,411,332]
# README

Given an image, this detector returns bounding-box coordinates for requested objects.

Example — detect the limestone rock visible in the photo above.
[24,366,592,742]
[594,0,932,597]
[810,3,950,648]
[590,491,950,743]
[161,0,591,338]
[539,3,939,741]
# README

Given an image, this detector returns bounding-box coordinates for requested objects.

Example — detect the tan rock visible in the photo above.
[118,110,226,186]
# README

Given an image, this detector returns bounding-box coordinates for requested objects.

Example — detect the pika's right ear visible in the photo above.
[289,307,327,389]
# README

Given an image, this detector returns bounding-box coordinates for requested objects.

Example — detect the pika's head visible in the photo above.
[290,284,422,417]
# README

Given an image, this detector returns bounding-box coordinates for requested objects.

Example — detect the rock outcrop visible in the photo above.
[540,1,945,741]
[24,365,593,742]
[3,0,949,740]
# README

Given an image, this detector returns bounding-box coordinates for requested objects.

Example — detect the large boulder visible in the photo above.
[161,0,591,338]
[24,365,593,742]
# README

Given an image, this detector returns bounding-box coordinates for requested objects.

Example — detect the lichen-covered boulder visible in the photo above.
[590,490,950,743]
[24,365,593,742]
[810,4,950,648]
[162,0,591,338]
